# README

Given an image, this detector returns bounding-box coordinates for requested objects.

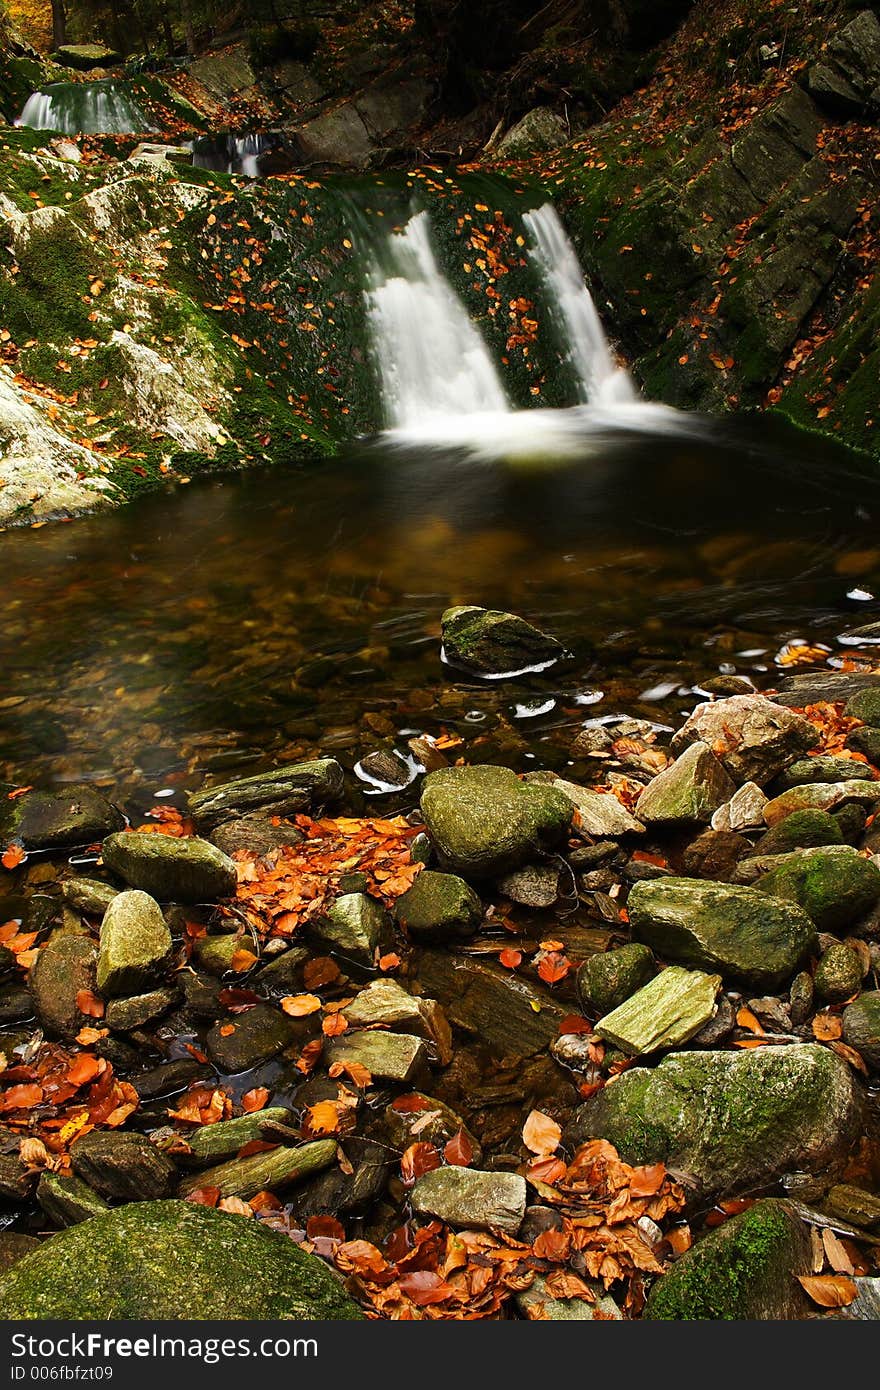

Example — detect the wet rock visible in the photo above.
[342,979,451,1061]
[0,1154,35,1201]
[0,1234,40,1275]
[0,986,33,1025]
[105,987,177,1031]
[440,605,563,677]
[287,1136,392,1222]
[29,934,98,1040]
[670,695,816,786]
[357,749,413,790]
[188,759,344,831]
[774,756,875,790]
[252,945,309,997]
[178,1139,338,1201]
[96,890,171,998]
[307,892,391,966]
[411,1167,526,1236]
[570,726,613,757]
[209,814,303,858]
[193,933,242,976]
[790,970,814,1026]
[528,774,644,839]
[416,949,567,1055]
[757,845,880,931]
[843,991,880,1068]
[384,1095,481,1164]
[37,1171,109,1227]
[0,785,123,852]
[567,1044,859,1198]
[807,9,880,116]
[747,995,793,1032]
[62,878,119,915]
[186,1108,294,1164]
[595,966,720,1056]
[101,832,237,903]
[393,870,482,942]
[70,1132,176,1201]
[710,782,768,833]
[132,1058,211,1101]
[749,808,845,857]
[325,1030,430,1085]
[205,1004,295,1074]
[495,107,567,158]
[824,1184,880,1231]
[680,828,750,882]
[689,993,735,1048]
[293,103,374,168]
[55,43,121,69]
[421,765,572,877]
[517,1274,622,1320]
[645,1200,810,1319]
[636,743,735,827]
[0,1201,363,1319]
[814,942,866,1003]
[846,686,880,727]
[495,862,561,908]
[763,781,880,827]
[577,943,655,1015]
[628,877,818,989]
[774,672,880,707]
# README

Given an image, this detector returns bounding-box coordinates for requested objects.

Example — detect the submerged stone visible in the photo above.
[0,1201,363,1318]
[36,1172,110,1227]
[421,765,572,877]
[101,832,237,903]
[205,1004,295,1073]
[70,1131,176,1202]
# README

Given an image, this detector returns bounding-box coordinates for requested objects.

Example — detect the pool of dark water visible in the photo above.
[3,415,880,814]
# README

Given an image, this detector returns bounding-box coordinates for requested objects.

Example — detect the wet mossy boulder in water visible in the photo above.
[0,785,123,852]
[70,1131,176,1202]
[628,878,818,989]
[101,832,237,903]
[54,44,122,70]
[814,942,865,1003]
[670,695,817,786]
[420,765,572,877]
[843,991,880,1070]
[96,890,171,997]
[206,1003,295,1073]
[411,1167,526,1236]
[645,1200,810,1320]
[307,891,391,966]
[495,108,567,158]
[757,846,880,932]
[0,1200,363,1319]
[29,934,98,1039]
[188,759,344,831]
[566,1044,859,1199]
[635,743,735,827]
[749,808,844,857]
[393,869,482,942]
[577,943,655,1015]
[441,605,564,677]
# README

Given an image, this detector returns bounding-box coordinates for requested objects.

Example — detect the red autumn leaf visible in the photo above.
[219,1023,235,1037]
[6,787,33,800]
[303,957,341,990]
[327,1060,372,1088]
[66,1054,102,1088]
[526,1156,567,1185]
[397,1270,454,1306]
[391,1094,432,1113]
[1,845,25,871]
[537,952,570,985]
[498,948,522,969]
[76,989,105,1019]
[558,1014,593,1035]
[444,1128,474,1167]
[401,1142,441,1187]
[241,1087,270,1113]
[0,1083,43,1110]
[281,993,322,1017]
[237,1140,278,1158]
[185,1186,220,1207]
[304,1100,342,1136]
[217,987,260,1013]
[306,1215,345,1242]
[378,952,401,971]
[629,1162,667,1197]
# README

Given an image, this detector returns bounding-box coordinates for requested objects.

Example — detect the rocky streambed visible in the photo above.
[2,606,880,1320]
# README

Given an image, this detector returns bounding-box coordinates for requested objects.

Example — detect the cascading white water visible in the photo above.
[192,133,269,176]
[365,210,509,429]
[17,82,149,135]
[522,203,636,407]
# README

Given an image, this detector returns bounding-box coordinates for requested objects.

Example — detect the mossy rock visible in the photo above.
[54,44,122,71]
[440,605,563,677]
[420,764,573,878]
[101,831,237,903]
[566,1044,859,1198]
[757,846,880,932]
[393,869,482,942]
[96,890,172,997]
[814,942,864,1003]
[751,808,844,857]
[0,1200,363,1318]
[843,991,880,1070]
[0,785,123,852]
[646,1200,810,1319]
[845,688,880,728]
[774,756,875,790]
[577,943,655,1015]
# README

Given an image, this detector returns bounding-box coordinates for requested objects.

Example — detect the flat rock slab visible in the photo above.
[596,966,721,1055]
[187,1107,294,1163]
[711,781,768,832]
[1,785,123,851]
[102,832,237,903]
[415,950,568,1056]
[325,1030,429,1085]
[188,758,343,830]
[206,1004,296,1074]
[763,781,880,826]
[411,1166,526,1236]
[671,695,816,786]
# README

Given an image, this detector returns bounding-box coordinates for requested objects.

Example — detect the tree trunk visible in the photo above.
[51,0,67,49]
[180,0,197,54]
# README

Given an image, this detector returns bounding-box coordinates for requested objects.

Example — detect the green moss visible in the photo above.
[0,215,110,342]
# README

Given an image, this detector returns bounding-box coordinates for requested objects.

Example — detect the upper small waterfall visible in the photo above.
[365,210,509,429]
[522,203,636,407]
[17,82,150,136]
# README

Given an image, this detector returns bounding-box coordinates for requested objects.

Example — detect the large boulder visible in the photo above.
[420,765,572,877]
[101,832,236,903]
[393,870,482,942]
[566,1044,859,1198]
[188,758,343,830]
[0,1200,363,1318]
[808,10,880,116]
[96,890,171,997]
[645,1200,810,1319]
[636,742,735,826]
[670,695,816,786]
[628,877,818,989]
[496,107,567,158]
[757,845,880,932]
[1,785,123,852]
[440,605,563,677]
[54,43,122,70]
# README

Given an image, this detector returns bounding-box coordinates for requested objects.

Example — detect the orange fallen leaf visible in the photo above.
[522,1109,561,1157]
[498,948,522,969]
[797,1274,858,1308]
[76,989,105,1019]
[812,1013,843,1041]
[281,993,322,1017]
[444,1128,474,1166]
[241,1087,270,1113]
[1,845,25,871]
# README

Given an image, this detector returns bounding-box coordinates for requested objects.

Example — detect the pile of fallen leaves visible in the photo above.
[230,813,424,943]
[274,1116,686,1320]
[0,1042,138,1169]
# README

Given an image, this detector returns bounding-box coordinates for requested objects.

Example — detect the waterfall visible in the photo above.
[365,210,509,429]
[17,82,151,136]
[192,133,271,177]
[522,203,636,407]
